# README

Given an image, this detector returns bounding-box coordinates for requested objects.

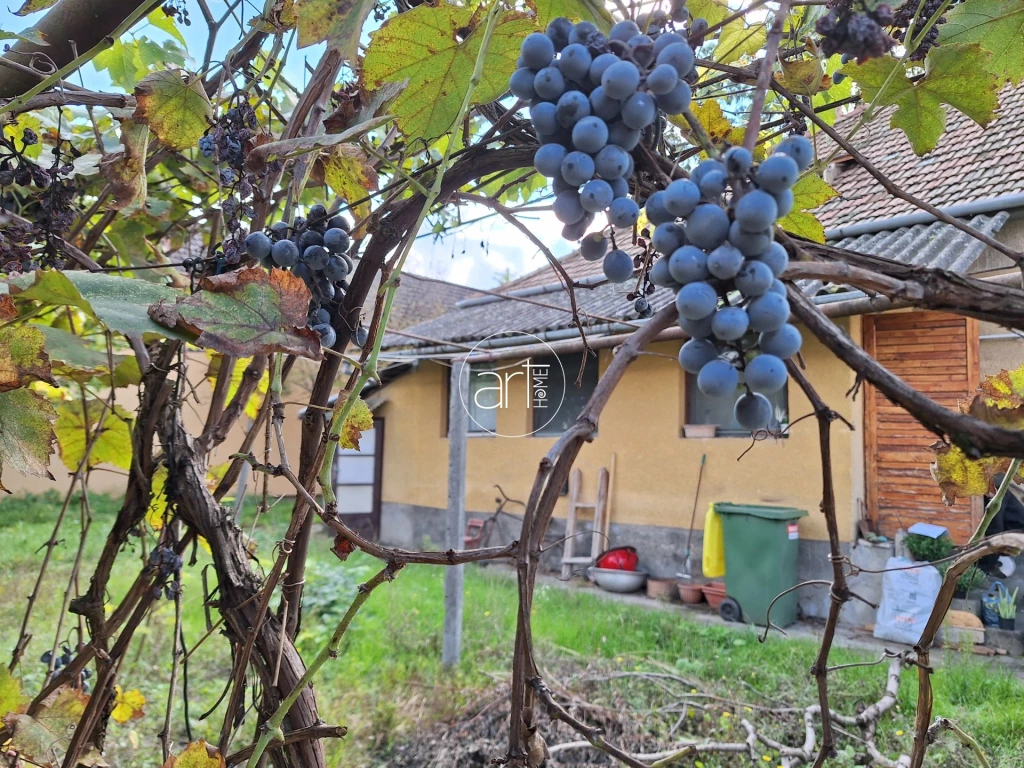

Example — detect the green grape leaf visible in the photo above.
[846,44,999,155]
[778,173,837,243]
[149,266,323,359]
[940,0,1024,85]
[146,8,187,46]
[362,3,535,140]
[9,270,185,338]
[160,740,226,768]
[3,686,106,768]
[0,324,53,392]
[322,145,378,230]
[100,117,150,210]
[55,400,134,471]
[293,0,376,61]
[35,325,136,384]
[113,356,143,388]
[714,21,766,64]
[134,70,214,152]
[14,0,57,15]
[0,667,28,717]
[527,0,612,31]
[0,388,56,492]
[341,397,374,450]
[812,54,853,126]
[94,39,146,90]
[0,27,47,44]
[686,0,730,25]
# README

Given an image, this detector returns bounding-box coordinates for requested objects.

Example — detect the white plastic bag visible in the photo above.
[873,556,942,645]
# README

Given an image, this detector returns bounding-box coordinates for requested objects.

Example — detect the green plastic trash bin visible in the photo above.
[714,503,808,628]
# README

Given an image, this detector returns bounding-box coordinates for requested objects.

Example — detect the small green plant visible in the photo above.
[997,586,1019,620]
[905,533,954,563]
[956,565,987,595]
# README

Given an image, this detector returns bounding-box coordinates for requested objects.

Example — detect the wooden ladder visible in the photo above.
[561,463,612,579]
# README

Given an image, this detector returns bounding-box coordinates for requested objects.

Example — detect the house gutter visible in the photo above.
[823,193,1024,240]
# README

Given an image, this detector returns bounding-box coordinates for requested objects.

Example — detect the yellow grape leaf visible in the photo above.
[715,20,766,64]
[54,400,134,471]
[686,0,730,25]
[0,388,57,492]
[966,363,1024,429]
[930,442,1024,505]
[778,173,837,243]
[161,739,226,768]
[134,70,214,152]
[361,3,536,140]
[14,0,57,15]
[245,372,269,420]
[528,0,612,30]
[111,686,146,724]
[341,397,373,450]
[322,145,378,232]
[778,55,829,96]
[0,324,53,392]
[147,465,169,531]
[669,99,732,143]
[206,461,230,493]
[3,686,105,768]
[0,667,28,717]
[293,0,375,61]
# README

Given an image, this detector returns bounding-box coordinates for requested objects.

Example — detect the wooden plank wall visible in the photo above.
[863,311,980,542]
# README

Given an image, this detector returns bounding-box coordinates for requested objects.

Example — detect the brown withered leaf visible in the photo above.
[148,266,322,360]
[100,116,150,210]
[0,294,16,322]
[0,324,53,392]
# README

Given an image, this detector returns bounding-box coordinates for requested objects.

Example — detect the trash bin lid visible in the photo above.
[713,503,808,521]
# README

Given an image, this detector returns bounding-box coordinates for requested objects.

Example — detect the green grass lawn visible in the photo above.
[2,492,1022,767]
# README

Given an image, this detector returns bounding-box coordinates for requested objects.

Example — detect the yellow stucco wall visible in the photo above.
[376,320,863,542]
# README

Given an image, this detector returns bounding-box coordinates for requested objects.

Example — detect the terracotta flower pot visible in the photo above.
[678,581,705,604]
[702,581,728,610]
[647,578,677,601]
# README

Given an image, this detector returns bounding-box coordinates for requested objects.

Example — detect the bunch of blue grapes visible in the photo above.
[241,204,356,349]
[512,16,699,248]
[643,137,812,431]
[148,544,184,600]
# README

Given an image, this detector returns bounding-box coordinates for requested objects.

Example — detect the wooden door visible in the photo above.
[332,417,384,540]
[864,312,980,542]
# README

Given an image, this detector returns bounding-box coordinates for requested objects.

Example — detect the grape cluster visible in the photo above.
[891,0,951,61]
[816,2,896,62]
[512,16,699,244]
[148,544,184,600]
[242,203,355,349]
[644,137,811,432]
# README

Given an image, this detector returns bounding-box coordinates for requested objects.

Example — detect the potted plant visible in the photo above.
[904,532,953,564]
[954,565,987,599]
[997,586,1018,630]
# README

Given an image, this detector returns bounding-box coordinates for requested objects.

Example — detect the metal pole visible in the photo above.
[442,359,469,668]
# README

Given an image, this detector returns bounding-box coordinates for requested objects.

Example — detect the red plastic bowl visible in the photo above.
[595,546,639,571]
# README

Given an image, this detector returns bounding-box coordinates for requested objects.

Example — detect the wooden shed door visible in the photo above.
[864,312,980,542]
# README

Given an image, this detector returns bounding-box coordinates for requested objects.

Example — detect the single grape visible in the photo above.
[650,256,678,288]
[303,245,329,270]
[324,227,351,254]
[634,296,650,314]
[354,325,370,348]
[547,17,573,50]
[756,242,789,277]
[663,179,700,217]
[621,92,657,130]
[652,222,685,255]
[775,135,814,171]
[734,392,773,431]
[644,191,674,225]
[317,277,336,301]
[328,215,350,232]
[299,229,324,249]
[293,262,313,284]
[728,221,773,257]
[773,188,794,218]
[603,249,634,282]
[521,32,555,69]
[553,175,578,195]
[580,178,614,212]
[580,232,609,261]
[627,34,656,67]
[840,52,853,64]
[646,64,680,95]
[735,259,774,297]
[293,215,307,230]
[654,31,686,56]
[594,144,629,180]
[312,323,336,348]
[311,307,331,325]
[723,146,753,175]
[569,20,597,45]
[668,245,710,284]
[561,150,595,186]
[589,53,620,85]
[556,90,591,128]
[309,203,328,222]
[679,338,719,374]
[746,292,790,332]
[686,204,730,250]
[689,16,709,44]
[680,311,715,338]
[697,359,739,398]
[562,214,594,241]
[698,169,726,198]
[675,280,718,319]
[609,19,641,42]
[324,255,350,281]
[655,80,692,113]
[534,66,566,100]
[509,68,537,100]
[244,231,272,260]
[759,324,802,359]
[558,44,592,82]
[601,60,641,100]
[711,306,749,341]
[656,41,695,76]
[706,243,744,279]
[535,143,568,177]
[691,159,726,188]
[271,239,299,267]
[756,154,799,193]
[531,101,559,135]
[610,176,630,199]
[554,190,586,224]
[738,189,779,231]
[833,71,847,84]
[572,115,609,153]
[607,121,641,151]
[589,86,621,121]
[768,279,786,297]
[745,354,787,394]
[608,197,640,228]
[270,221,290,239]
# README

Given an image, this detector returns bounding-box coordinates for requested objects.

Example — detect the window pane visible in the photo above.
[686,373,789,436]
[467,363,499,433]
[533,352,599,436]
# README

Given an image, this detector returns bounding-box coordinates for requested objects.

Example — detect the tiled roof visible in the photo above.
[813,83,1024,230]
[359,267,478,331]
